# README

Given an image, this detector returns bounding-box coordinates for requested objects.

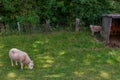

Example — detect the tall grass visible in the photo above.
[0,29,120,80]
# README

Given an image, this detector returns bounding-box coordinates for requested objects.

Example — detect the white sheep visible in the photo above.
[9,48,34,69]
[90,25,102,36]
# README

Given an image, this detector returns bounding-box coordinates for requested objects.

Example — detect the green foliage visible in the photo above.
[0,0,120,32]
[16,11,39,25]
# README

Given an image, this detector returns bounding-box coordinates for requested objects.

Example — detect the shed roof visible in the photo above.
[102,14,120,18]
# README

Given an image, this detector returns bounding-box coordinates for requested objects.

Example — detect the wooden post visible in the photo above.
[0,22,6,33]
[46,20,50,32]
[17,22,21,32]
[75,18,80,32]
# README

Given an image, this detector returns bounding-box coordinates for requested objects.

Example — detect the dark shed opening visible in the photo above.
[102,14,120,47]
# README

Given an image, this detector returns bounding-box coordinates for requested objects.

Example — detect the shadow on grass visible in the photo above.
[0,33,120,80]
[32,48,120,80]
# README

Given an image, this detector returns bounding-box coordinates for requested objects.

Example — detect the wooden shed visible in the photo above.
[102,14,120,46]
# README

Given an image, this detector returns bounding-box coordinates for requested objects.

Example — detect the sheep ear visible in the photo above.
[12,51,15,54]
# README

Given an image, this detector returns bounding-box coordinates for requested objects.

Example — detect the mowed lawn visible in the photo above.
[0,30,120,80]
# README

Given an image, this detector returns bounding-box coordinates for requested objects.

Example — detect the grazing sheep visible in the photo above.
[90,25,102,36]
[9,48,34,69]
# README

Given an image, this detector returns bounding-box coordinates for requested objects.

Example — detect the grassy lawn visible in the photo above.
[0,29,120,80]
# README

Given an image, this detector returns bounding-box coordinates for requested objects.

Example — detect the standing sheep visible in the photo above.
[90,25,102,36]
[9,48,34,69]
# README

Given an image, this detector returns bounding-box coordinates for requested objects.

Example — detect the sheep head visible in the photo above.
[28,61,34,69]
[90,25,93,29]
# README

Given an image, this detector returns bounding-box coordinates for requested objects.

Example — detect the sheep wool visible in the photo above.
[9,48,34,69]
[90,25,102,35]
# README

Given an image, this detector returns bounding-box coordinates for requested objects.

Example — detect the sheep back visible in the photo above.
[9,48,30,63]
[90,25,101,32]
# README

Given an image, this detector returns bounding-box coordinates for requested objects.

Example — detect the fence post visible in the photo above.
[17,22,21,32]
[46,20,50,32]
[75,18,80,32]
[0,22,6,34]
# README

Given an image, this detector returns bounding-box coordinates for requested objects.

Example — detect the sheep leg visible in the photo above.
[100,31,103,36]
[15,61,18,66]
[11,59,14,66]
[20,62,24,70]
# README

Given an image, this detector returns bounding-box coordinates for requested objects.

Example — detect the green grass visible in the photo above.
[0,29,120,80]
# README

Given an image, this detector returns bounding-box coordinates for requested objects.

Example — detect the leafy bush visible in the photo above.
[0,0,120,32]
